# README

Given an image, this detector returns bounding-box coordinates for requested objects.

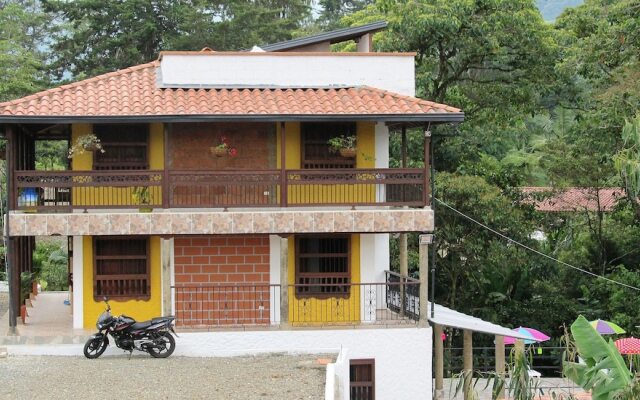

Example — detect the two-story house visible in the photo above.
[1,22,463,398]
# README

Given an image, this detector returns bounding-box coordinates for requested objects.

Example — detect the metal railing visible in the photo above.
[14,167,427,211]
[171,279,420,329]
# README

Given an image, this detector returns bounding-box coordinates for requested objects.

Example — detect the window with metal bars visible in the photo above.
[301,122,356,169]
[295,235,350,298]
[93,124,149,170]
[350,359,375,400]
[93,237,150,300]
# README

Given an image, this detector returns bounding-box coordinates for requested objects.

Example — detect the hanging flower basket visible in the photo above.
[210,146,228,157]
[339,148,357,158]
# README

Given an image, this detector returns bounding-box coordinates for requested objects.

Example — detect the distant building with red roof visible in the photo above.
[522,187,625,212]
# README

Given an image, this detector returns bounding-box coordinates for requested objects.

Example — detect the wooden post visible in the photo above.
[162,123,170,208]
[399,233,408,317]
[280,122,287,207]
[424,129,431,207]
[495,335,506,399]
[434,324,445,400]
[6,125,17,331]
[463,329,473,400]
[418,235,429,325]
[279,236,289,326]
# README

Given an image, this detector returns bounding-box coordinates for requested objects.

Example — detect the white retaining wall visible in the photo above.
[9,327,433,399]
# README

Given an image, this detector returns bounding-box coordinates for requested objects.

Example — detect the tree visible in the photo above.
[0,1,50,101]
[615,115,640,217]
[43,0,313,79]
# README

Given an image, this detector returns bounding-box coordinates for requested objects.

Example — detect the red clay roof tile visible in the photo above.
[0,61,461,118]
[521,187,625,212]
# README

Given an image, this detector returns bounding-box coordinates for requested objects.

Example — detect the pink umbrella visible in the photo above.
[615,337,640,355]
[504,326,551,345]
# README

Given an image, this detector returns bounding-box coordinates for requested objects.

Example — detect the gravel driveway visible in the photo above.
[0,354,328,400]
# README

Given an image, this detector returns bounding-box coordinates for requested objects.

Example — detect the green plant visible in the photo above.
[68,133,105,158]
[506,347,540,400]
[132,186,151,205]
[327,135,357,152]
[33,241,69,291]
[213,136,238,157]
[20,271,33,303]
[564,315,632,400]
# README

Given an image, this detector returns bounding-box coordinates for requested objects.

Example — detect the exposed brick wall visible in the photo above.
[174,235,271,327]
[170,122,276,170]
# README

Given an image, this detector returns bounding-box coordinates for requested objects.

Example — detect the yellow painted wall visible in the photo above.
[70,123,164,206]
[82,236,162,329]
[278,122,376,204]
[288,234,361,324]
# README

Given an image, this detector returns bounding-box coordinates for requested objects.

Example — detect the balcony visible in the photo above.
[13,168,428,211]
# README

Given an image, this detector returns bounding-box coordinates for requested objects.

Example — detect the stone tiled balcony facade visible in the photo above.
[9,208,434,236]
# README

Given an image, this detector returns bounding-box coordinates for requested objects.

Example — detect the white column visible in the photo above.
[72,236,84,329]
[269,235,281,324]
[161,237,174,316]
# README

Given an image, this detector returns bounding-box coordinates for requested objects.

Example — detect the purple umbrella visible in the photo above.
[504,326,551,345]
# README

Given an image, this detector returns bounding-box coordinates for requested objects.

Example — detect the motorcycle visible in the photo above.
[83,297,178,359]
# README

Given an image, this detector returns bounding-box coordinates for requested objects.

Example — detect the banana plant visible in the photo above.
[563,315,632,400]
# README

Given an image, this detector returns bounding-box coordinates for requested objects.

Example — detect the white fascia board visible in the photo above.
[159,54,415,96]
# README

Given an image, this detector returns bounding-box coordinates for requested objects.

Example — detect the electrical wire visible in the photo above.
[434,197,640,292]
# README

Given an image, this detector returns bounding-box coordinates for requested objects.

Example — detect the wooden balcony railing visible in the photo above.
[14,170,164,211]
[13,168,427,211]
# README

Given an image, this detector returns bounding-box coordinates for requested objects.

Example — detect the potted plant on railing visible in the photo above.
[210,136,238,157]
[328,135,357,158]
[132,186,153,212]
[68,133,105,158]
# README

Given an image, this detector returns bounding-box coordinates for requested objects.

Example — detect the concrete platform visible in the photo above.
[0,291,91,345]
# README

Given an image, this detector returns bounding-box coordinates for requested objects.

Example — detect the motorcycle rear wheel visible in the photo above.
[83,337,108,359]
[148,332,175,358]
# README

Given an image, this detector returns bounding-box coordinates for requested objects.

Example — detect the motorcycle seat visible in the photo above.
[131,320,153,330]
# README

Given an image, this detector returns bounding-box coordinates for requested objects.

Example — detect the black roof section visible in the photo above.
[260,21,388,52]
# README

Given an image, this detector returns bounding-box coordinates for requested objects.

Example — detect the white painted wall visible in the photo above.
[10,328,432,399]
[72,236,83,329]
[269,235,281,324]
[159,54,416,96]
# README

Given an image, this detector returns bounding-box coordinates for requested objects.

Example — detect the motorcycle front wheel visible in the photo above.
[148,331,175,358]
[83,336,108,359]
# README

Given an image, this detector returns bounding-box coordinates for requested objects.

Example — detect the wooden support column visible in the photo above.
[399,125,408,316]
[463,329,473,400]
[399,233,408,316]
[6,125,17,331]
[418,234,430,325]
[280,122,287,207]
[424,129,431,207]
[434,324,445,400]
[279,236,289,326]
[495,335,506,399]
[162,124,170,208]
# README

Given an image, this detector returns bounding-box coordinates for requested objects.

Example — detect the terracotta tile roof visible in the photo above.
[0,61,461,118]
[521,187,625,212]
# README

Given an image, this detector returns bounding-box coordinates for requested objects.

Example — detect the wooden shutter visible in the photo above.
[93,124,149,170]
[295,235,350,298]
[301,122,356,169]
[93,237,150,300]
[350,359,375,400]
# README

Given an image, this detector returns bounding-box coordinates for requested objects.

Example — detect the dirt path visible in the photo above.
[0,354,328,400]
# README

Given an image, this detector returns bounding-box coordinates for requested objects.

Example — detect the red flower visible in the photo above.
[228,147,238,157]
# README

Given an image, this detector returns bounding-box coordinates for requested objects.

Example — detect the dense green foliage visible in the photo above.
[32,240,68,291]
[1,0,639,351]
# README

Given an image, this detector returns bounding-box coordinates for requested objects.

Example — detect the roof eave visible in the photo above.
[0,112,465,125]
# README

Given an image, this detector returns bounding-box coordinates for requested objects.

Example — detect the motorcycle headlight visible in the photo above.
[96,322,103,330]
